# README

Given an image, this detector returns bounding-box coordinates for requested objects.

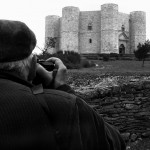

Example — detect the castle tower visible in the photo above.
[101,3,119,53]
[130,11,146,53]
[45,15,60,53]
[60,6,80,52]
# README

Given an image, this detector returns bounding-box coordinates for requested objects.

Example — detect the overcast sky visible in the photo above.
[0,0,149,53]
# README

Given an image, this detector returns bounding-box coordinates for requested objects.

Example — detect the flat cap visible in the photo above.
[0,20,36,62]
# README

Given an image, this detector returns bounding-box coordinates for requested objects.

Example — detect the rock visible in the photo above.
[114,104,121,108]
[142,131,150,138]
[143,81,150,89]
[130,133,138,142]
[125,104,139,110]
[121,133,130,141]
[89,104,99,109]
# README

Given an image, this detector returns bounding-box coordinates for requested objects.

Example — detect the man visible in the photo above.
[0,19,126,149]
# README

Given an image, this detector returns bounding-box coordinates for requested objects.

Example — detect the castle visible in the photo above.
[45,3,146,54]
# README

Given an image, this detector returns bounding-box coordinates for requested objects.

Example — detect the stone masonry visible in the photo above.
[75,80,150,142]
[45,3,146,55]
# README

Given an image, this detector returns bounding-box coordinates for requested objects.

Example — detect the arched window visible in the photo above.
[89,38,92,43]
[88,23,92,30]
[121,25,125,32]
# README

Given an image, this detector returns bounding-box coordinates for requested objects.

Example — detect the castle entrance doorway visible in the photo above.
[119,44,125,54]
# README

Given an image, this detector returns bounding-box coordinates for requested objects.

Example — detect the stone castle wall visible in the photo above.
[79,11,101,53]
[60,6,80,53]
[45,15,60,53]
[130,11,146,53]
[100,3,119,53]
[45,3,146,54]
[118,12,130,32]
[118,13,130,53]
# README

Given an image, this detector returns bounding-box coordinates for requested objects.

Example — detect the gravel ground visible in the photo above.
[126,138,150,150]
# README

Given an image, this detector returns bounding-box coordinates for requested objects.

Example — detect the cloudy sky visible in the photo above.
[0,0,149,53]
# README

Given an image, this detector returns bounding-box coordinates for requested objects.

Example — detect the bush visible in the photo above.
[80,59,90,68]
[90,61,96,67]
[102,54,110,61]
[37,50,97,69]
[65,63,81,69]
[65,51,81,64]
[37,50,81,69]
[80,59,96,68]
[110,53,119,60]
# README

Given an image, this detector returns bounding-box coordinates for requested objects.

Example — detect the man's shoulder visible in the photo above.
[34,88,77,115]
[32,86,77,108]
[43,89,77,103]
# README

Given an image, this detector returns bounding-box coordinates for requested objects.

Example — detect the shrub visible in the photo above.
[110,53,119,60]
[102,54,110,61]
[80,59,96,68]
[66,51,81,64]
[65,63,81,69]
[90,61,96,67]
[80,59,90,68]
[37,50,81,69]
[37,50,97,69]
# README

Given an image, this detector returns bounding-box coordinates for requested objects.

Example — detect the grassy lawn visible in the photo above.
[70,60,150,75]
[67,60,150,90]
[95,60,150,73]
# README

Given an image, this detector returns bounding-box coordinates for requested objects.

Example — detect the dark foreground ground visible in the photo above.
[67,60,150,150]
[126,138,150,150]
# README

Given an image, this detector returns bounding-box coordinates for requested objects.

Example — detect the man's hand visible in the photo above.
[35,63,53,87]
[46,57,67,88]
[36,57,67,89]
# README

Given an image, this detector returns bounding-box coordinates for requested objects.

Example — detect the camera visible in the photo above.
[37,59,55,71]
[33,59,57,87]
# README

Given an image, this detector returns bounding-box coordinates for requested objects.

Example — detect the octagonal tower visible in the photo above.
[130,11,146,53]
[101,3,118,53]
[60,6,80,53]
[45,15,60,53]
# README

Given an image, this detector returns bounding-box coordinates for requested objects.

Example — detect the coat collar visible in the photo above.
[0,70,33,88]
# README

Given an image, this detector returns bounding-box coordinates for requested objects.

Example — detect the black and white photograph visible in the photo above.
[0,0,150,149]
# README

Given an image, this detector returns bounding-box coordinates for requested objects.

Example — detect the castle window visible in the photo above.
[89,38,92,43]
[121,25,125,31]
[88,23,92,30]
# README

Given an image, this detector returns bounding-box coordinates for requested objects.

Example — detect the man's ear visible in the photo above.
[27,55,37,82]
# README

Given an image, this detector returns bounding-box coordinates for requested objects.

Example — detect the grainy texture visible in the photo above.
[67,68,150,149]
[45,3,146,54]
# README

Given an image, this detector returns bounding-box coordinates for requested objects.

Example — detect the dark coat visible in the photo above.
[0,70,126,150]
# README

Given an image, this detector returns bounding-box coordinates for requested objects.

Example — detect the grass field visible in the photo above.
[70,60,150,75]
[95,60,150,73]
[67,60,150,90]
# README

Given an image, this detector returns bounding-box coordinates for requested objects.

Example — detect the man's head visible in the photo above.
[0,19,36,62]
[0,20,37,81]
